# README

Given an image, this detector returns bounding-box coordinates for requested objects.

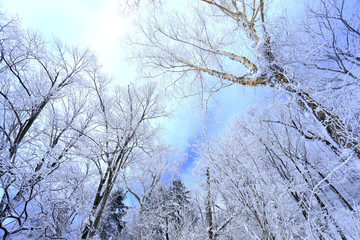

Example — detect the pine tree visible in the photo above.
[140,179,191,239]
[168,179,190,231]
[99,190,127,240]
[164,179,191,239]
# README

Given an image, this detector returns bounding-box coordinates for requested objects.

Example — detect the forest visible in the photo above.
[1,0,360,239]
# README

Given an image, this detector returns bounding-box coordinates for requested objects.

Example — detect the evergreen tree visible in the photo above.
[99,190,127,240]
[140,179,191,239]
[167,179,190,231]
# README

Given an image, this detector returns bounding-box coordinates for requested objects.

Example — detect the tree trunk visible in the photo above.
[165,216,170,240]
[206,168,214,240]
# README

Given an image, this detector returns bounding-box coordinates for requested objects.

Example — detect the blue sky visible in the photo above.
[1,0,266,169]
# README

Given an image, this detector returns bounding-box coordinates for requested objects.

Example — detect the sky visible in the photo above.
[1,0,130,80]
[1,0,265,170]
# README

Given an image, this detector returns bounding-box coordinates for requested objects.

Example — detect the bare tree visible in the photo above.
[0,16,97,238]
[80,80,169,239]
[194,101,360,239]
[121,149,183,240]
[127,0,360,159]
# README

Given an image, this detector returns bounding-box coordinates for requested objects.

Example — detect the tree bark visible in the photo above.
[206,168,214,240]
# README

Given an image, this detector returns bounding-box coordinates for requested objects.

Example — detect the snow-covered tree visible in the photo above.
[80,81,168,239]
[125,1,360,237]
[0,15,97,239]
[127,0,360,160]
[128,177,197,240]
[122,150,184,239]
[194,102,360,239]
[99,189,127,240]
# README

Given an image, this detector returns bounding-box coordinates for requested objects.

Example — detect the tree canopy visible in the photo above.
[1,0,360,239]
